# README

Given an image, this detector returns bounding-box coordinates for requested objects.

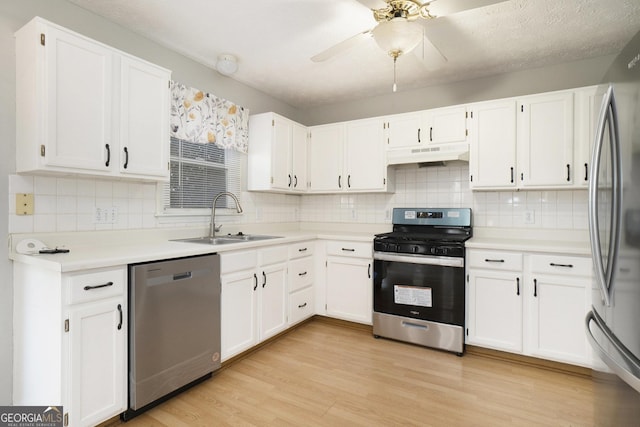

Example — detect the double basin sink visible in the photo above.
[173,233,282,246]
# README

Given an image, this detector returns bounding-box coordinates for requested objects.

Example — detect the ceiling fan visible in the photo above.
[312,0,508,91]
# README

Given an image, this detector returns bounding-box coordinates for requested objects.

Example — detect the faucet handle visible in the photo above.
[214,224,223,232]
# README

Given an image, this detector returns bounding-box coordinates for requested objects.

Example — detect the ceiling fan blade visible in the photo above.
[311,30,372,62]
[414,32,447,70]
[355,0,388,10]
[426,0,508,17]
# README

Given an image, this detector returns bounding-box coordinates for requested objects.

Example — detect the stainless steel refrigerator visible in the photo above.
[586,28,640,422]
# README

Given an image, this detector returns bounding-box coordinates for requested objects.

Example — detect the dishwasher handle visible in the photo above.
[173,271,193,281]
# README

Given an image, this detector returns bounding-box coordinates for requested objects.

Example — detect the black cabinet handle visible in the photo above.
[550,262,574,268]
[84,281,113,291]
[348,175,351,188]
[367,263,371,279]
[123,147,129,169]
[338,175,342,188]
[262,271,267,288]
[520,172,524,181]
[417,128,421,143]
[566,164,571,182]
[298,302,307,309]
[253,273,258,291]
[516,278,520,296]
[429,127,433,141]
[298,271,308,277]
[288,174,292,187]
[117,304,123,330]
[533,278,538,297]
[341,248,355,252]
[510,167,514,183]
[484,259,504,263]
[294,175,298,188]
[584,163,588,181]
[105,144,111,167]
[298,248,308,252]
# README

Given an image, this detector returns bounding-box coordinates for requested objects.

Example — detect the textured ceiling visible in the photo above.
[67,0,640,108]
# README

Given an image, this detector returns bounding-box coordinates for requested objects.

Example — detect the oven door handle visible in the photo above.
[373,252,464,268]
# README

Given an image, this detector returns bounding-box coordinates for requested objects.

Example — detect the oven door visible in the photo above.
[373,252,465,326]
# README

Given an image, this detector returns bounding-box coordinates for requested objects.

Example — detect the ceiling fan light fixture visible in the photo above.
[371,18,422,57]
[216,54,238,76]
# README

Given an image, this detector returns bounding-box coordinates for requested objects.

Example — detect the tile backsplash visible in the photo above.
[7,163,588,234]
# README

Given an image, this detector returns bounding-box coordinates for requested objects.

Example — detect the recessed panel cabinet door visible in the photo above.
[467,270,523,352]
[259,262,288,340]
[119,56,170,179]
[308,124,344,192]
[291,123,308,192]
[45,25,113,171]
[345,118,385,191]
[271,115,293,190]
[221,270,258,361]
[326,257,372,325]
[469,100,517,188]
[68,297,126,427]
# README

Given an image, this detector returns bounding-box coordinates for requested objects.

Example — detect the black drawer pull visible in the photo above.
[298,248,308,252]
[84,281,113,291]
[298,302,307,309]
[298,271,308,276]
[484,259,504,263]
[550,262,573,268]
[342,248,355,252]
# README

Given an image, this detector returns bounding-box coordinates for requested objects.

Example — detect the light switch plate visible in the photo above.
[16,193,34,215]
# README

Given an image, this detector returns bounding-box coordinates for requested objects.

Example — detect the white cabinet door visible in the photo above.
[43,24,114,172]
[221,269,258,360]
[467,270,523,352]
[259,262,288,340]
[345,118,386,191]
[518,92,574,187]
[574,86,598,187]
[68,297,126,427]
[425,105,467,144]
[326,257,372,324]
[527,275,591,366]
[291,122,308,192]
[308,124,344,192]
[469,100,517,188]
[271,115,293,190]
[119,56,170,179]
[386,112,422,148]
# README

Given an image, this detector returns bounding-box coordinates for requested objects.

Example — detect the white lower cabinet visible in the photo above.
[13,263,127,427]
[220,246,288,361]
[466,248,593,367]
[288,241,315,325]
[324,241,373,325]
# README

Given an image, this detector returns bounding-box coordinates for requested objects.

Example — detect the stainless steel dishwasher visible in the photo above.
[124,254,221,419]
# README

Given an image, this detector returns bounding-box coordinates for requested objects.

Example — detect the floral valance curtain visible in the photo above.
[169,81,249,153]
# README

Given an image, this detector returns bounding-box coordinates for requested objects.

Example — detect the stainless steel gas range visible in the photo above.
[373,208,472,355]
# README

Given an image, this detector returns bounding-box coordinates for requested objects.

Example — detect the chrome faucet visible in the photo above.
[210,192,243,238]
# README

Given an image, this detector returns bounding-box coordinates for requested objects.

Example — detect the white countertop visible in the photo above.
[9,224,380,273]
[466,227,591,255]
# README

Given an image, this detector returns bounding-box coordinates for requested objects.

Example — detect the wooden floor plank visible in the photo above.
[119,318,640,426]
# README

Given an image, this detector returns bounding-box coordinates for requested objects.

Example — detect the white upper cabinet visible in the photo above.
[248,112,308,193]
[15,17,171,181]
[517,91,574,187]
[118,55,170,178]
[424,105,468,144]
[469,99,518,188]
[573,86,599,187]
[385,112,423,149]
[308,118,391,193]
[470,89,578,190]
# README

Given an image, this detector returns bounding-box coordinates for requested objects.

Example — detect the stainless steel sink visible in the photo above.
[172,234,282,245]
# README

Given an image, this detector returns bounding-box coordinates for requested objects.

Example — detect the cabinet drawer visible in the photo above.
[289,257,314,292]
[260,245,288,266]
[326,241,372,258]
[66,267,126,304]
[530,254,592,277]
[289,241,314,259]
[221,249,258,274]
[468,250,522,271]
[289,287,314,325]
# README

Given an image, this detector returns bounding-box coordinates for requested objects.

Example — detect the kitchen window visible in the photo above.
[160,136,242,215]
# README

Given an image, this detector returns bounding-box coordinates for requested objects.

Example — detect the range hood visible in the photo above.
[386,142,469,166]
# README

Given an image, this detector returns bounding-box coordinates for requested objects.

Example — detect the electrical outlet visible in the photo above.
[524,210,535,224]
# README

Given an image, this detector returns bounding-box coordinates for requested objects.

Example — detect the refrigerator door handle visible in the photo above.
[586,310,640,393]
[589,85,622,307]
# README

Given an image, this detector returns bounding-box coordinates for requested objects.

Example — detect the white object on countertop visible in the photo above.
[16,239,47,254]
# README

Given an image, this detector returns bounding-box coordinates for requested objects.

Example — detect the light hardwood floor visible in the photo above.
[119,318,639,426]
